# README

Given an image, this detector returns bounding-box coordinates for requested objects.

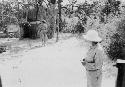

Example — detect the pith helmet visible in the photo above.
[83,30,102,42]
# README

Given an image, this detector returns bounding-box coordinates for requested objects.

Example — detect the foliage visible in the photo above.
[76,1,96,17]
[61,0,77,18]
[74,21,85,33]
[73,0,124,61]
[61,16,79,33]
[106,19,125,61]
[0,0,123,42]
[101,0,121,16]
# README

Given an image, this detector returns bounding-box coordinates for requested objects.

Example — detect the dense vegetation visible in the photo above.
[0,0,125,60]
[107,19,125,61]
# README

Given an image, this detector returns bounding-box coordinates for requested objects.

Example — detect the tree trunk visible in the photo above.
[50,3,56,39]
[56,0,62,42]
[17,0,19,22]
[2,0,4,21]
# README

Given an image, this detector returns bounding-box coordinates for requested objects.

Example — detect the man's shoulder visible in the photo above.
[95,46,104,57]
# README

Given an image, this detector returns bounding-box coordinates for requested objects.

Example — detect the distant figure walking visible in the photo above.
[37,20,48,46]
[81,30,103,87]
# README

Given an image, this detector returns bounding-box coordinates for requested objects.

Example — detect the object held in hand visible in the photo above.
[81,59,86,66]
[117,59,125,63]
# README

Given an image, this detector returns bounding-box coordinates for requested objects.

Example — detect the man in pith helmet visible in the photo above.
[81,29,104,87]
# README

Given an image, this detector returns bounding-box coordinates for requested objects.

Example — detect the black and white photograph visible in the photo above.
[0,0,125,87]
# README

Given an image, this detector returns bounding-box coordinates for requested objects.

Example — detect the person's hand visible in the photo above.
[80,59,86,66]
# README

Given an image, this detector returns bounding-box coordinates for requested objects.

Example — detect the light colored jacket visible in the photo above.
[84,45,103,70]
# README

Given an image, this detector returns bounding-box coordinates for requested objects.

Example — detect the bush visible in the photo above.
[106,18,125,61]
[74,22,85,34]
[0,45,6,53]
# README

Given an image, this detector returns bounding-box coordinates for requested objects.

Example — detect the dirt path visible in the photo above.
[0,35,117,87]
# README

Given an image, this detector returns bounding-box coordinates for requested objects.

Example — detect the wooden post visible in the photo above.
[116,59,125,87]
[49,1,56,39]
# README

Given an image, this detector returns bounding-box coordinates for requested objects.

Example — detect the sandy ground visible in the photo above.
[0,34,117,87]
